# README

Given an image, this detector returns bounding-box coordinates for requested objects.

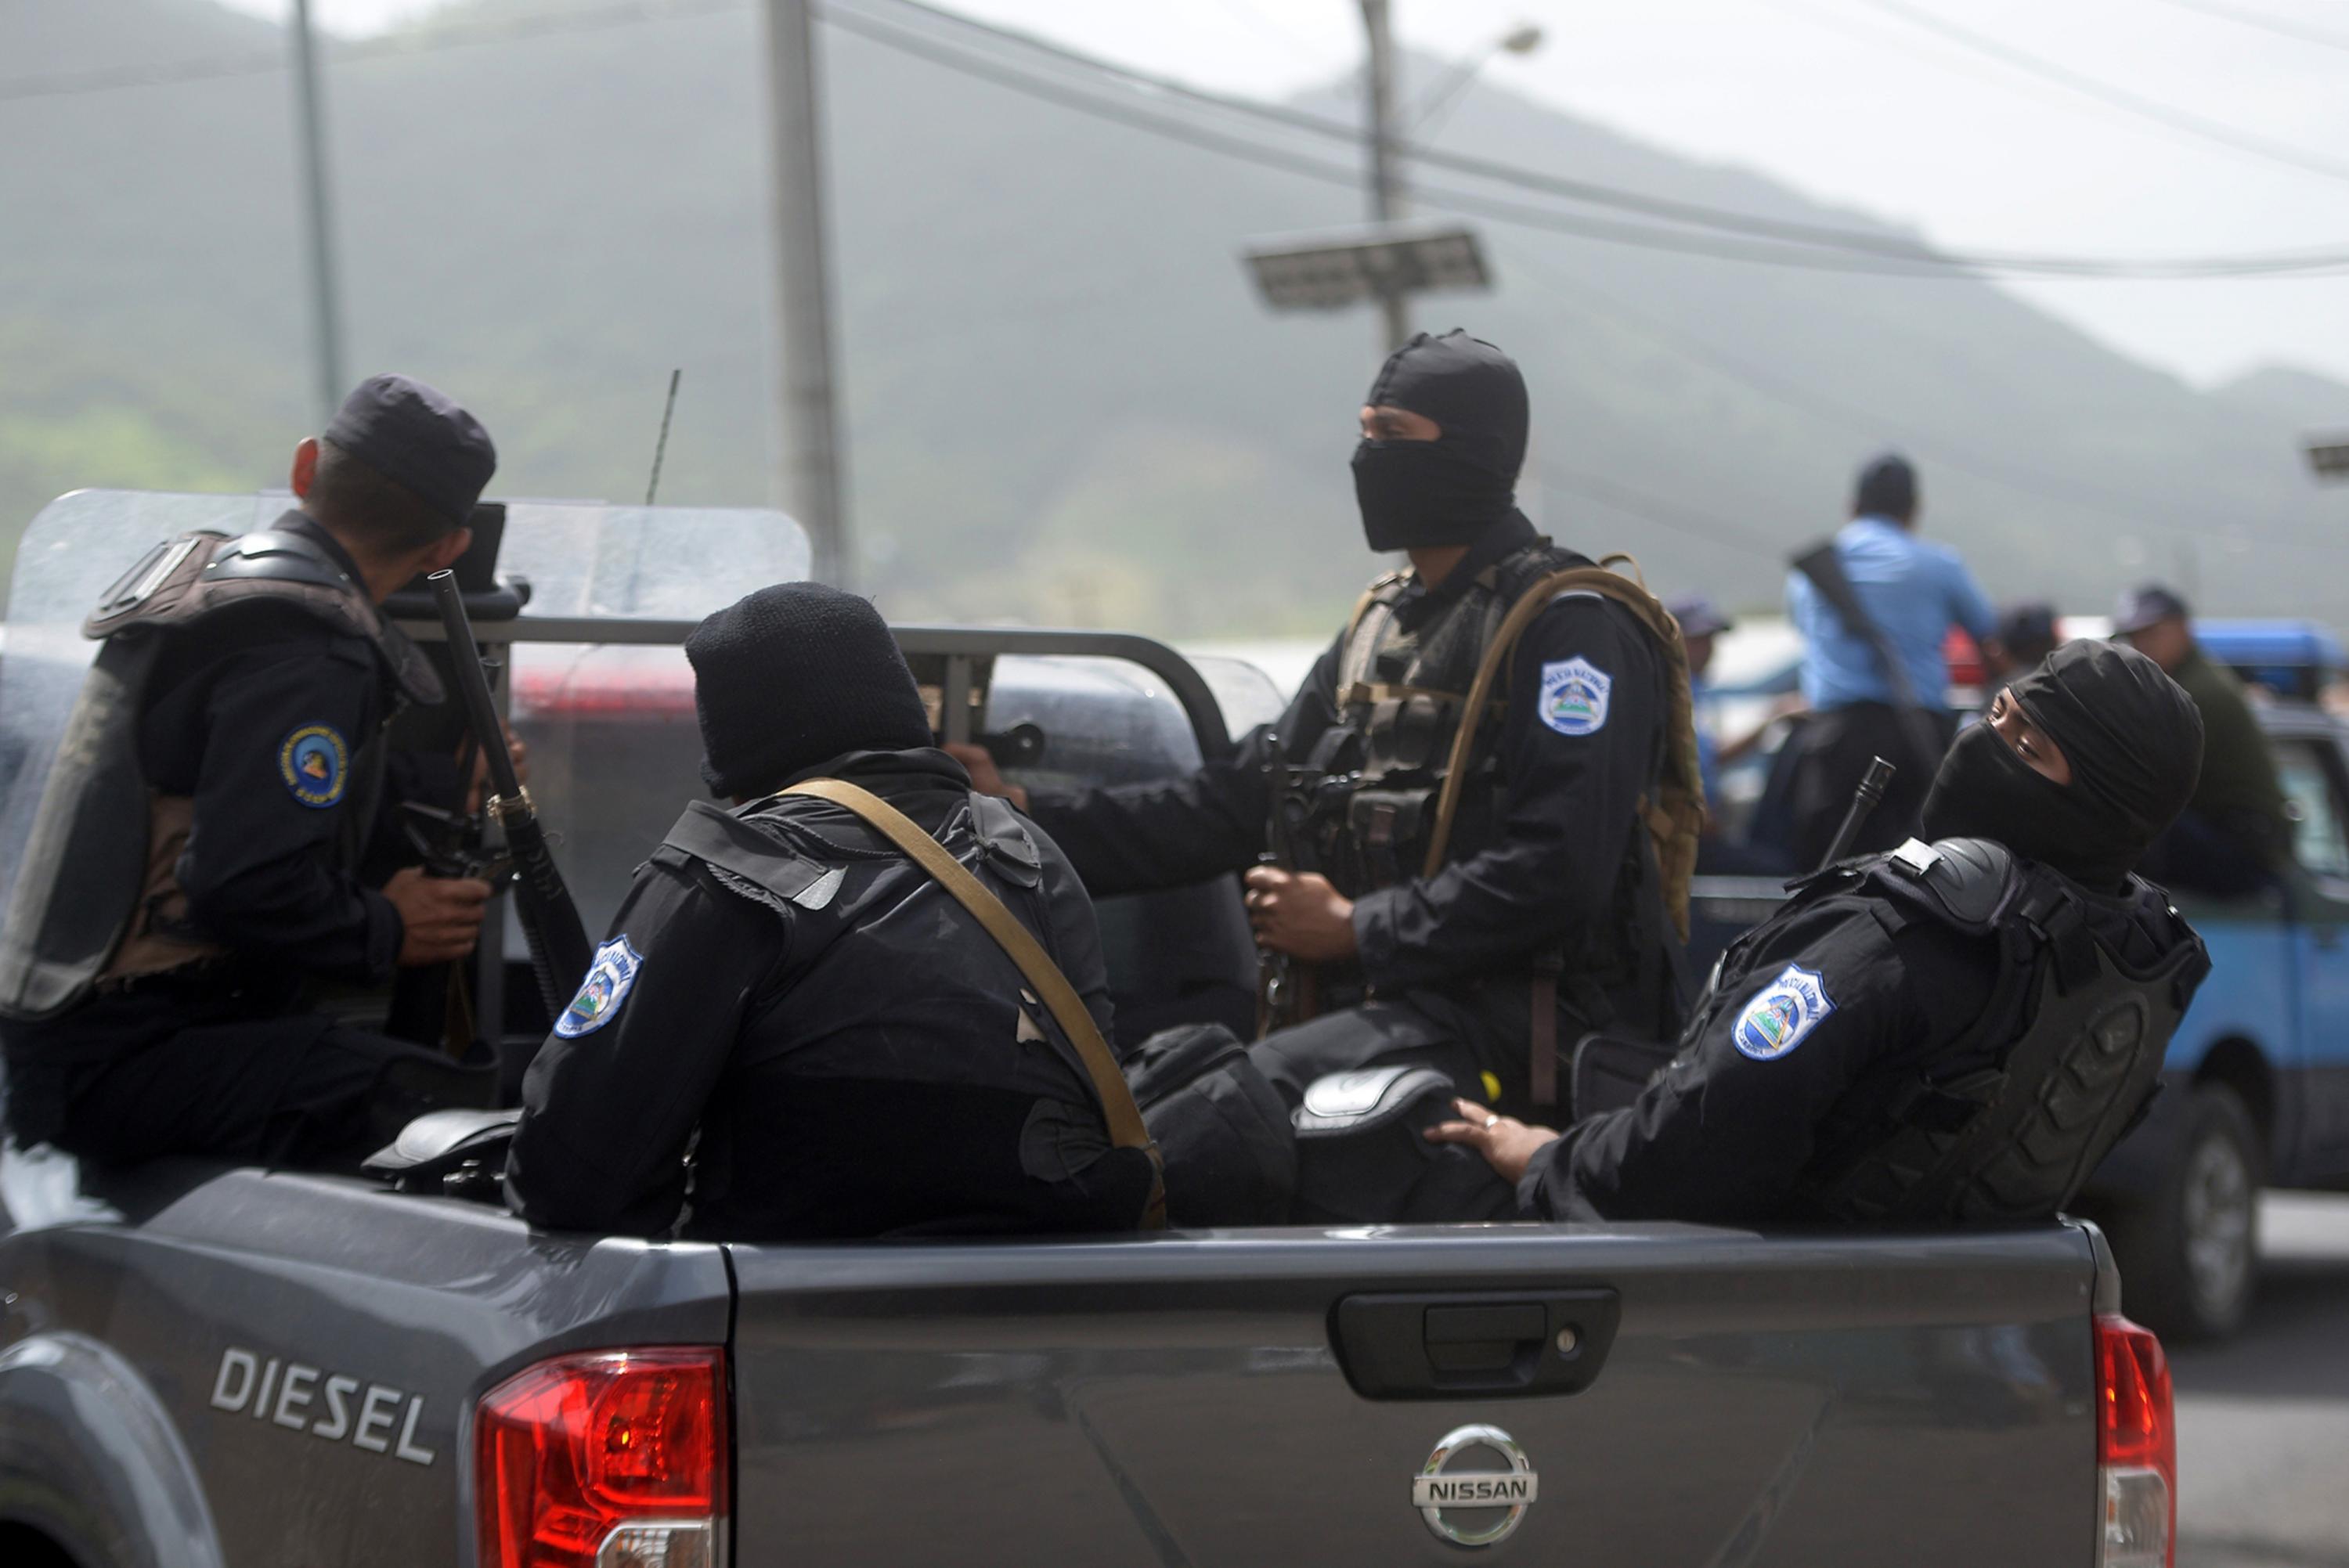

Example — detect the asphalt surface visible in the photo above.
[2174,1194,2349,1568]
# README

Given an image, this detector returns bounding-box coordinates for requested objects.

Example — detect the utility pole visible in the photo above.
[760,0,851,586]
[1359,0,1409,351]
[289,0,345,423]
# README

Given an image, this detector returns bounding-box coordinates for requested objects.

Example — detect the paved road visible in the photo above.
[2174,1194,2349,1568]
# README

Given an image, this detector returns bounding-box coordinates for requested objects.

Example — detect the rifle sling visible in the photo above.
[782,777,1167,1228]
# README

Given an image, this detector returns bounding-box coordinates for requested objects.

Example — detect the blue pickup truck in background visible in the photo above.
[1694,619,2349,1343]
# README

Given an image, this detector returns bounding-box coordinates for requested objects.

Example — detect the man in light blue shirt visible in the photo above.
[1781,453,1996,864]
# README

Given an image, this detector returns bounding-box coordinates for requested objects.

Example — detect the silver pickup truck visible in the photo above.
[0,495,2176,1568]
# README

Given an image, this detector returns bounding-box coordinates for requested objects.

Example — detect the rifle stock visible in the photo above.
[429,571,593,1020]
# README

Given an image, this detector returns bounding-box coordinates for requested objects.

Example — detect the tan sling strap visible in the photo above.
[781,777,1167,1230]
[1419,554,1705,922]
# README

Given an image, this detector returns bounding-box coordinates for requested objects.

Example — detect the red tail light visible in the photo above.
[476,1348,727,1568]
[2095,1314,2174,1568]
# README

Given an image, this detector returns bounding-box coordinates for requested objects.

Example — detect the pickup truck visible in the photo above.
[0,493,2178,1567]
[1694,636,2349,1346]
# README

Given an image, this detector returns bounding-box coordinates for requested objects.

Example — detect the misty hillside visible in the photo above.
[4,0,2347,636]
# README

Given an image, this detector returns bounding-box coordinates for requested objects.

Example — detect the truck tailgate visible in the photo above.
[727,1223,2097,1566]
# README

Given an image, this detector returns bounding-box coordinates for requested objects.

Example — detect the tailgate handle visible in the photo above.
[1331,1289,1622,1401]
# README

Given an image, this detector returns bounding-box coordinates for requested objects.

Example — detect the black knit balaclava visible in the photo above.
[1351,330,1530,551]
[1920,640,2204,889]
[685,582,933,798]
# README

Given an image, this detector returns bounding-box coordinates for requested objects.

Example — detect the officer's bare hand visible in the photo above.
[944,742,1029,810]
[1424,1098,1561,1185]
[384,867,493,966]
[1243,867,1358,961]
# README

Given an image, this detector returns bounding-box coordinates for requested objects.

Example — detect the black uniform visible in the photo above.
[506,748,1155,1239]
[1524,839,2205,1224]
[0,516,478,1167]
[1029,514,1672,1112]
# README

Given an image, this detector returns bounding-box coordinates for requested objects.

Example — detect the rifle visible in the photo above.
[430,570,593,1019]
[1819,755,1896,871]
[1255,736,1320,1037]
[1788,541,1952,784]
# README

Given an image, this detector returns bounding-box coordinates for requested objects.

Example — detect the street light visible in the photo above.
[1258,9,1539,349]
[1410,21,1546,137]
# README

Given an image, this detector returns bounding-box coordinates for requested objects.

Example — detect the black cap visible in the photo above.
[686,582,934,798]
[1995,601,2059,651]
[1667,594,1733,639]
[1853,451,1917,519]
[323,373,497,528]
[2112,582,2190,637]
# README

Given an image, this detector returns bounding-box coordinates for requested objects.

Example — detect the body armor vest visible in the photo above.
[651,786,1154,1236]
[1322,539,1602,894]
[1792,838,2210,1224]
[0,527,438,1022]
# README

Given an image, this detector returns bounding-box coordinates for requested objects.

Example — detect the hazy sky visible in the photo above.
[223,0,2349,391]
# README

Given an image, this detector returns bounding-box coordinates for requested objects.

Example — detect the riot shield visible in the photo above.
[0,491,812,926]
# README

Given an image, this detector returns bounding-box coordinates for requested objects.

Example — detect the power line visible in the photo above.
[833,0,2349,279]
[842,0,2349,279]
[815,6,1967,277]
[15,0,2349,282]
[2144,0,2349,53]
[1851,0,2349,188]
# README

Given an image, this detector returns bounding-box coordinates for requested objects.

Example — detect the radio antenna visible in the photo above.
[643,367,682,506]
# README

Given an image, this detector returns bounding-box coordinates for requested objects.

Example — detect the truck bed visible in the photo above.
[0,1151,2104,1566]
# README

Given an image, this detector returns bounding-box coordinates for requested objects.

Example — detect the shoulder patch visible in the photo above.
[554,935,644,1039]
[279,723,349,808]
[1539,655,1612,736]
[1733,963,1837,1061]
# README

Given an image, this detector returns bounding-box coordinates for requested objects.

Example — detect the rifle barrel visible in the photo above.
[428,571,592,1017]
[1819,755,1896,871]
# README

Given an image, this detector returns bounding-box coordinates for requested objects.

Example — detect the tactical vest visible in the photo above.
[1790,838,2211,1224]
[651,787,1156,1235]
[0,527,440,1022]
[1316,539,1703,992]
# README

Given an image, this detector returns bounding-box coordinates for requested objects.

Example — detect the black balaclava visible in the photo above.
[686,582,934,798]
[1919,640,2204,889]
[1351,330,1529,552]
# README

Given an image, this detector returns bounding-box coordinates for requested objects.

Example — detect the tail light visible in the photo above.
[2095,1314,2174,1568]
[476,1348,727,1568]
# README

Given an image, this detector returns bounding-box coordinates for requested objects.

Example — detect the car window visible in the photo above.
[2275,738,2349,879]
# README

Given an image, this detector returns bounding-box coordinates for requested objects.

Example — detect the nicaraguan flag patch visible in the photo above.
[1539,656,1611,736]
[554,935,644,1038]
[1733,964,1835,1061]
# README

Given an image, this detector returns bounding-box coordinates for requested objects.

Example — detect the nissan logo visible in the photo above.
[1412,1424,1539,1547]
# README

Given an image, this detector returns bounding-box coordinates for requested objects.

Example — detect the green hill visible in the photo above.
[4,0,2345,635]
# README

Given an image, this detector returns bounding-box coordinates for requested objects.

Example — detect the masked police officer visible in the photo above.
[505,583,1158,1239]
[1430,640,2211,1227]
[0,374,503,1168]
[953,331,1696,1170]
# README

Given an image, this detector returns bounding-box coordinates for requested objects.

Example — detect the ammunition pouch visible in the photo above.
[1124,1022,1297,1227]
[1343,787,1434,895]
[1570,1032,1676,1121]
